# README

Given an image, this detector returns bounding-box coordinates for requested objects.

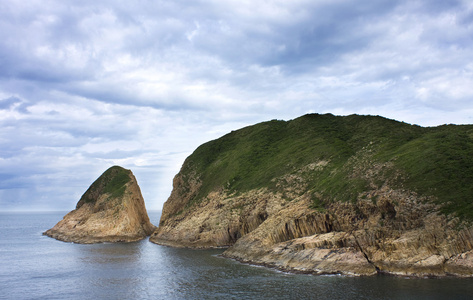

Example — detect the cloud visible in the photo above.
[0,0,472,211]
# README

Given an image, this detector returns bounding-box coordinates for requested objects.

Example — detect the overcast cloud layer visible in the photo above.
[1,0,473,211]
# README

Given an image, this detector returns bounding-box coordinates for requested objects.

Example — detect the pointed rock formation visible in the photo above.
[44,166,156,243]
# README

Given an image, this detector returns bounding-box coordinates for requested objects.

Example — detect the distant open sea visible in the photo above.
[1,211,473,299]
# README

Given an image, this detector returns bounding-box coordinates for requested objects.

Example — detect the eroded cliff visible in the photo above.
[44,166,156,243]
[150,114,473,276]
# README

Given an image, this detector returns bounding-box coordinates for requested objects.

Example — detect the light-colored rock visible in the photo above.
[151,160,473,277]
[44,166,156,243]
[150,188,287,247]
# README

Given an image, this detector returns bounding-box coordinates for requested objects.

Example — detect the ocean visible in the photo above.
[1,211,473,300]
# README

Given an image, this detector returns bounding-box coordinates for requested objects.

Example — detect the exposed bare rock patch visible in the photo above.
[150,114,473,277]
[152,162,473,277]
[44,166,156,243]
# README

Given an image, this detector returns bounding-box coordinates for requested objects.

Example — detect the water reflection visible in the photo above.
[65,237,473,300]
[74,241,143,264]
[4,212,473,300]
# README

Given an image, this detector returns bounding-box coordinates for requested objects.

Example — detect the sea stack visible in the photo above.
[44,166,156,243]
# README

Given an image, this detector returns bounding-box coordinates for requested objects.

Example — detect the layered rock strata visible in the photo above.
[151,165,473,277]
[150,114,473,277]
[44,166,156,243]
[223,191,473,277]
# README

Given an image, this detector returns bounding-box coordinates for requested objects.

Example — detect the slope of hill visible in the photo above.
[150,114,473,276]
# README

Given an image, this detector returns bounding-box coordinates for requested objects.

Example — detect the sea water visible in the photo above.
[1,211,473,300]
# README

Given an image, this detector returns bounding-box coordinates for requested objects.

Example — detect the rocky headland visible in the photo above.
[150,114,473,277]
[44,166,156,243]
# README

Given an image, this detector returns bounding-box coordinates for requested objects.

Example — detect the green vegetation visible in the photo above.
[383,125,473,219]
[79,166,131,204]
[180,113,473,221]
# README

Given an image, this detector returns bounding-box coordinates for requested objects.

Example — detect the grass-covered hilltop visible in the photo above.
[151,113,473,277]
[77,166,132,207]
[171,113,472,220]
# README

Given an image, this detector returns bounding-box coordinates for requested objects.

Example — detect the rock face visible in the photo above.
[44,166,156,243]
[150,114,473,277]
[223,191,473,277]
[151,169,473,277]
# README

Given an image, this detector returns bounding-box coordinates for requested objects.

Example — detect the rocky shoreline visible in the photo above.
[151,114,473,277]
[151,182,473,277]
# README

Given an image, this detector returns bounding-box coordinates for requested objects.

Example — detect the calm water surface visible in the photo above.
[1,211,473,299]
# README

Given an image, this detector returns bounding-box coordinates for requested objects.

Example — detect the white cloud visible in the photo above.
[1,0,472,211]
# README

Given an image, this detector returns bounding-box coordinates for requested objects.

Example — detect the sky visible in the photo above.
[1,0,473,212]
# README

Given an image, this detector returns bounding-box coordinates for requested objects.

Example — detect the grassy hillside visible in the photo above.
[181,114,473,221]
[78,166,131,206]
